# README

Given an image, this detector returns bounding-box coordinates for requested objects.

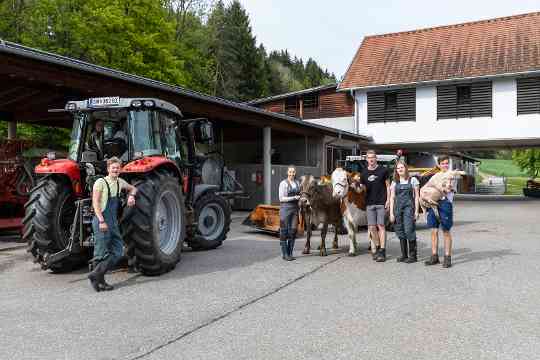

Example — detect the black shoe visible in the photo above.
[442,256,452,268]
[397,239,408,262]
[425,254,440,266]
[375,248,386,262]
[285,255,295,261]
[404,240,417,263]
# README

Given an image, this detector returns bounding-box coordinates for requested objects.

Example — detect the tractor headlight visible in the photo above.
[131,100,142,108]
[46,152,56,161]
[66,103,77,111]
[143,100,155,107]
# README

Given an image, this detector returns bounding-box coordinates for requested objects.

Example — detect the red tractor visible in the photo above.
[24,97,232,275]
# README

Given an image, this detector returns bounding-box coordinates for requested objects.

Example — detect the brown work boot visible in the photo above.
[424,254,440,266]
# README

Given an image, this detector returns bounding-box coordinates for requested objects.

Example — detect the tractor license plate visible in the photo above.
[88,97,120,107]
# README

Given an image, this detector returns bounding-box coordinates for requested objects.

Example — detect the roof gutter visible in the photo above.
[0,40,369,142]
[338,69,540,92]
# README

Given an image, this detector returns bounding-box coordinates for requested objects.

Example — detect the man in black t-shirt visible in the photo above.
[360,150,391,262]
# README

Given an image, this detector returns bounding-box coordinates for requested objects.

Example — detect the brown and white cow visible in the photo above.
[331,168,373,256]
[298,175,342,256]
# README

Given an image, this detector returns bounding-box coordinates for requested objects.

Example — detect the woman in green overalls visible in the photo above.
[88,157,137,292]
[389,162,420,263]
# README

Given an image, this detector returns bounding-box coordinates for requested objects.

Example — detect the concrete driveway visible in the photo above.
[0,200,539,360]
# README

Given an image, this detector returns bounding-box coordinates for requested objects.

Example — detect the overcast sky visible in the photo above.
[238,0,540,79]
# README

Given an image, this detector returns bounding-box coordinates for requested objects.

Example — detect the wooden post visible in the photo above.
[7,121,17,140]
[263,126,272,204]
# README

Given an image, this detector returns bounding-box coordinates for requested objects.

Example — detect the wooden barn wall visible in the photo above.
[303,90,354,119]
[261,102,285,114]
[257,89,353,120]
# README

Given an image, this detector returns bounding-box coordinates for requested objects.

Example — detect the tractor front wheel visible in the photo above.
[189,192,231,251]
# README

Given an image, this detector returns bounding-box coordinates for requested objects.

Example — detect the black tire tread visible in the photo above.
[190,192,231,251]
[22,177,86,271]
[121,171,185,276]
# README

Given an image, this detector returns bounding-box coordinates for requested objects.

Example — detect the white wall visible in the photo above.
[304,116,355,133]
[355,78,540,145]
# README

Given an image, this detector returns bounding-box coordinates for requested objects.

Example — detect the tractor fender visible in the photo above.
[122,156,181,178]
[194,184,219,203]
[34,159,83,195]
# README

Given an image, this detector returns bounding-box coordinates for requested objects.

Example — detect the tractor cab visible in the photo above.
[64,98,205,180]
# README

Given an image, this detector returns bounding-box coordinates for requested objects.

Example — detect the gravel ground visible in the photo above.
[1,200,539,360]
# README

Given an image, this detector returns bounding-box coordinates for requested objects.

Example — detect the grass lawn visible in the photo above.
[478,159,528,178]
[477,159,530,195]
[505,177,529,195]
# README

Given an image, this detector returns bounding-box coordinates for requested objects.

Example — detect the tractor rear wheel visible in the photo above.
[121,171,185,276]
[23,177,87,272]
[189,192,231,251]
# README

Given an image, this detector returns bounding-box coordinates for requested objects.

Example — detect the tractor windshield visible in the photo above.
[129,110,163,156]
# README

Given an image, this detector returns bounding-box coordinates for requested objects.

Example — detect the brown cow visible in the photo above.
[298,175,342,256]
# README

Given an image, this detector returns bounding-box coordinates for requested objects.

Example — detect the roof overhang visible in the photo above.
[247,83,338,105]
[338,69,540,93]
[0,40,369,142]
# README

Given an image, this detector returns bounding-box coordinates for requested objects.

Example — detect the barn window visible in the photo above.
[517,77,540,115]
[367,88,416,123]
[303,93,319,110]
[437,82,492,119]
[457,86,471,104]
[285,97,298,111]
[384,93,397,110]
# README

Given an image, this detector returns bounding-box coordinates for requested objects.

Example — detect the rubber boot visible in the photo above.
[396,239,408,262]
[280,240,288,260]
[99,257,116,291]
[425,254,440,266]
[375,248,386,262]
[372,245,381,261]
[442,255,452,268]
[88,260,108,292]
[404,240,417,263]
[287,238,296,260]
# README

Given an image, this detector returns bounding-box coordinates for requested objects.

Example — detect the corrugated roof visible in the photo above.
[339,12,540,90]
[247,84,337,105]
[0,40,369,141]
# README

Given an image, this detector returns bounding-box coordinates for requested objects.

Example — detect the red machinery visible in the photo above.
[0,139,35,232]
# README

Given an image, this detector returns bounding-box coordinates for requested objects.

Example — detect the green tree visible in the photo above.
[19,0,185,85]
[0,0,35,43]
[512,149,540,179]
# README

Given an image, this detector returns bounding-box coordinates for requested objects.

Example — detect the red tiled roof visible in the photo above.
[339,12,540,90]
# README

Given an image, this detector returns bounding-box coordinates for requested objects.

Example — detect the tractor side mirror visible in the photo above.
[194,121,214,144]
